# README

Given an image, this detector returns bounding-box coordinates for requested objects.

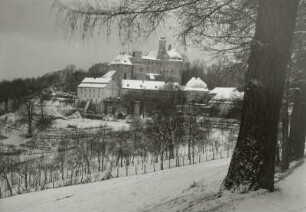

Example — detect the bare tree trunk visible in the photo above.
[28,111,32,136]
[97,145,101,172]
[160,151,164,171]
[25,172,28,191]
[3,174,13,196]
[40,99,44,120]
[5,98,9,112]
[223,0,299,191]
[290,88,306,160]
[188,139,191,164]
[281,81,290,171]
[101,141,105,171]
[176,145,180,167]
[125,156,129,176]
[192,138,195,164]
[212,142,215,160]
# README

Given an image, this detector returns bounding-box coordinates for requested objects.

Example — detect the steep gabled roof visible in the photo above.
[142,49,183,61]
[78,77,113,88]
[81,77,112,84]
[110,54,133,65]
[142,51,158,60]
[102,70,116,78]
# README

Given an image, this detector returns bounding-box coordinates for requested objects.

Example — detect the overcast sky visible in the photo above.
[0,0,207,80]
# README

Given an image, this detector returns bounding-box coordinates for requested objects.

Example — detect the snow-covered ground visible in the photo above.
[0,159,230,212]
[1,157,306,212]
[227,159,306,212]
[147,158,306,212]
[53,118,130,131]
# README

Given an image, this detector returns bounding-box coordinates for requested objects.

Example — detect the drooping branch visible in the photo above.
[53,0,256,55]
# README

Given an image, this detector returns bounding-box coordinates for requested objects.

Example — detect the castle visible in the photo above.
[77,38,186,103]
[109,37,185,85]
[77,38,216,115]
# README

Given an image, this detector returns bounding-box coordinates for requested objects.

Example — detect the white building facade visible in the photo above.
[77,71,120,103]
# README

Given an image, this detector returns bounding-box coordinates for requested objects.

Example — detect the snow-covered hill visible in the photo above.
[1,157,305,212]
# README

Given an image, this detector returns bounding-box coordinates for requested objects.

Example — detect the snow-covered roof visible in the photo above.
[185,77,208,91]
[102,70,116,78]
[111,54,133,65]
[183,87,209,92]
[167,49,183,60]
[209,87,237,95]
[122,80,165,90]
[209,87,241,101]
[142,49,183,61]
[81,77,112,84]
[78,77,112,88]
[78,83,107,88]
[142,51,158,60]
[145,73,162,80]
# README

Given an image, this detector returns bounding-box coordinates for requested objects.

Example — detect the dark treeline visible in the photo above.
[0,63,110,113]
[182,59,246,91]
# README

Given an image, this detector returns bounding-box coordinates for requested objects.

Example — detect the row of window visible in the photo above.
[144,59,180,66]
[79,88,103,93]
[83,94,101,98]
[136,67,179,74]
[123,89,176,96]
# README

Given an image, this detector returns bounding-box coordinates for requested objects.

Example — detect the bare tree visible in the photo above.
[289,52,306,160]
[25,99,35,137]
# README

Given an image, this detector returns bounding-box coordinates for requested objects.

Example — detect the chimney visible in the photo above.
[157,37,167,59]
[133,51,142,64]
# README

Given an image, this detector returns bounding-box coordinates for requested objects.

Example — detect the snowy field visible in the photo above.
[53,118,130,131]
[1,157,306,212]
[0,159,230,212]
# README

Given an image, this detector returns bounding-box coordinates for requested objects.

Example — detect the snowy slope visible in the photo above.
[1,157,306,212]
[227,159,306,212]
[0,159,230,212]
[147,159,306,212]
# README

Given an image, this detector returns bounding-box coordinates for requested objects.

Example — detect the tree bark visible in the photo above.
[160,151,164,170]
[28,109,32,136]
[223,0,299,192]
[290,80,306,160]
[281,85,290,171]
